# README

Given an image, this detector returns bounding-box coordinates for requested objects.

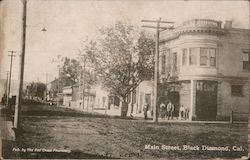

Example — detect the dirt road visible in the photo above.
[3,105,248,159]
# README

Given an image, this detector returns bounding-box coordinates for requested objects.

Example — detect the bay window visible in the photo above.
[182,47,216,67]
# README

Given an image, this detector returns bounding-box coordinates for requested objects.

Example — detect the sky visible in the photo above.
[0,0,249,84]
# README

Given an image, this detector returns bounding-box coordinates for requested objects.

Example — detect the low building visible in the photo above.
[64,83,122,116]
[127,80,153,118]
[61,86,72,107]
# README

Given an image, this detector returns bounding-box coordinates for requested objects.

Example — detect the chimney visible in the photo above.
[224,20,232,29]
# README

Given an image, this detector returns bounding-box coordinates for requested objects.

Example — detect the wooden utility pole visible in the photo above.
[14,0,27,129]
[57,66,60,107]
[82,54,86,111]
[5,72,9,100]
[45,73,48,101]
[7,51,16,109]
[142,18,174,123]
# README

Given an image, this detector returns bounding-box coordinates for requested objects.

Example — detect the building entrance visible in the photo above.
[196,81,217,120]
[158,83,180,118]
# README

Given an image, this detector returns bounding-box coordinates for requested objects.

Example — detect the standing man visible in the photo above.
[179,105,185,120]
[184,107,190,120]
[167,101,174,120]
[159,101,166,119]
[143,103,149,120]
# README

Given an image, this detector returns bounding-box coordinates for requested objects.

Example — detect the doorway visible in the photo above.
[196,81,217,120]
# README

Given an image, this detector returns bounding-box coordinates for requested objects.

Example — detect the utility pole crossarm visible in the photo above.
[141,20,174,23]
[142,25,174,30]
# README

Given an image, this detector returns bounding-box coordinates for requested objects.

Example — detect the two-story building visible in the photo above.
[159,19,250,121]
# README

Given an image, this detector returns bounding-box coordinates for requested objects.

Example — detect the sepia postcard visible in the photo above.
[0,0,249,159]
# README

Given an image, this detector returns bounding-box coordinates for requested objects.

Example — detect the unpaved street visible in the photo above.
[3,105,248,159]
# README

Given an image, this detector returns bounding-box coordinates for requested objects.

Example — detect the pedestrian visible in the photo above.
[167,101,174,120]
[159,102,166,119]
[179,105,185,120]
[184,107,189,120]
[143,103,149,120]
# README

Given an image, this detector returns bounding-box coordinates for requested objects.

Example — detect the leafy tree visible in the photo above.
[82,21,155,116]
[61,57,81,87]
[27,82,46,99]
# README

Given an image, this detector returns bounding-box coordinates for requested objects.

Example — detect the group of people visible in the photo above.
[143,101,190,120]
[159,101,175,120]
[178,105,189,120]
[159,101,189,120]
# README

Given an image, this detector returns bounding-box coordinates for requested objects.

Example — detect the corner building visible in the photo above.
[159,19,250,121]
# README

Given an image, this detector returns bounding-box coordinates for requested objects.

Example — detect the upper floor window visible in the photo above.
[243,51,250,71]
[183,47,216,67]
[200,48,216,67]
[182,49,187,65]
[189,48,198,65]
[209,49,216,67]
[161,54,166,74]
[172,52,177,71]
[200,48,209,66]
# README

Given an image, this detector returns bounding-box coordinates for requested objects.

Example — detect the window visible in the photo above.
[172,52,177,71]
[102,97,106,108]
[243,51,250,71]
[127,93,131,103]
[231,85,243,96]
[189,48,198,65]
[197,81,217,92]
[132,90,136,104]
[182,49,187,65]
[200,48,209,66]
[161,54,166,74]
[209,49,216,67]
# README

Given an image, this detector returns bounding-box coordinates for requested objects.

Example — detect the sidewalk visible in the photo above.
[139,118,248,124]
[58,105,248,124]
[0,105,15,159]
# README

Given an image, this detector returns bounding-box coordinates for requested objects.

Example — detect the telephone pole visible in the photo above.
[45,73,48,101]
[82,54,86,111]
[77,53,86,111]
[7,51,16,109]
[14,0,27,129]
[142,18,174,123]
[57,66,60,107]
[5,72,9,103]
